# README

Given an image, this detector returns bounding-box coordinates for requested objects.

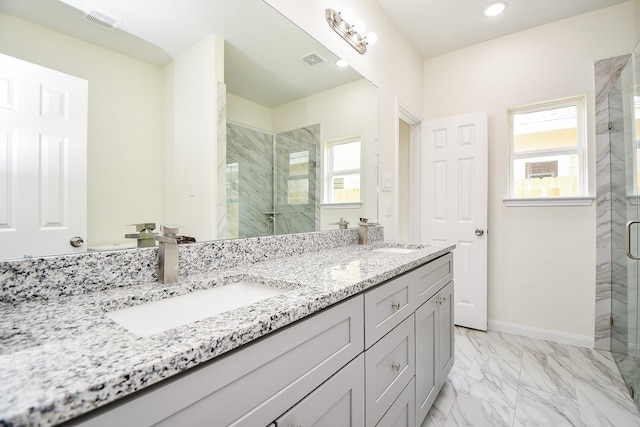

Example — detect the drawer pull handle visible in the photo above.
[391,302,401,310]
[391,362,401,372]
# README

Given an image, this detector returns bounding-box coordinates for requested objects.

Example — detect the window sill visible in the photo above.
[321,202,363,209]
[503,197,594,207]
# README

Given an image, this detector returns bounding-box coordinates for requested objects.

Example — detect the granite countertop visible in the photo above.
[0,242,454,427]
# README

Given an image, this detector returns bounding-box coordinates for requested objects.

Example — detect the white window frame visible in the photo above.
[504,95,593,207]
[324,137,362,205]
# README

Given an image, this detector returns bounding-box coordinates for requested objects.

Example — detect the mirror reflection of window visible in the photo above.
[325,139,361,203]
[288,151,310,204]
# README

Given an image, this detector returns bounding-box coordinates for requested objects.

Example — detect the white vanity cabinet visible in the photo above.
[414,254,454,427]
[62,252,454,427]
[64,296,364,427]
[362,252,454,427]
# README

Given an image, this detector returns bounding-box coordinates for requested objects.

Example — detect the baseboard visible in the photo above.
[487,319,595,348]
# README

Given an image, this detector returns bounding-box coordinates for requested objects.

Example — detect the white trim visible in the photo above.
[321,202,362,209]
[396,99,423,241]
[503,196,594,206]
[488,319,594,348]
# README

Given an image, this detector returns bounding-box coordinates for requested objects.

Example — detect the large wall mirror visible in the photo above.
[0,0,378,259]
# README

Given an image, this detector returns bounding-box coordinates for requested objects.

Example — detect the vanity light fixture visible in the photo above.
[483,1,507,17]
[325,8,377,54]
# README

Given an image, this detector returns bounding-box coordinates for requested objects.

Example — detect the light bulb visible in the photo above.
[353,19,366,34]
[366,32,378,45]
[340,8,353,22]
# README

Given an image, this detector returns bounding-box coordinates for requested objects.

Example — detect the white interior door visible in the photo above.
[420,111,488,330]
[0,53,88,259]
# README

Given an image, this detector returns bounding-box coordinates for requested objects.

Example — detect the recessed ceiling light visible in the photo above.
[336,59,349,68]
[484,1,507,17]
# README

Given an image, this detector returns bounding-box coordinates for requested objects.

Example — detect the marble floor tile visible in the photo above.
[574,376,640,427]
[568,346,626,389]
[444,393,514,427]
[519,350,576,398]
[478,331,525,364]
[426,327,640,427]
[513,385,580,427]
[523,336,571,359]
[460,352,521,408]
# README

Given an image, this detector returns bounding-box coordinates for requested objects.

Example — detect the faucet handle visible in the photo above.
[127,222,156,232]
[160,224,180,237]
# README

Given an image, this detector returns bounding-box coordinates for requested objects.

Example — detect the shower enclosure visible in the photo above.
[611,43,640,406]
[225,122,320,239]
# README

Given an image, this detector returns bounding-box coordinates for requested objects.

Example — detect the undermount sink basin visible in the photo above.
[106,282,287,337]
[371,247,418,254]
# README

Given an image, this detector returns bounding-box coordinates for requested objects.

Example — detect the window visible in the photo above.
[325,139,361,203]
[507,96,589,204]
[287,150,309,205]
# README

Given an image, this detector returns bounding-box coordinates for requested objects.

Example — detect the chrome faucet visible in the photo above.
[124,223,157,247]
[329,217,350,229]
[358,218,379,245]
[155,225,180,284]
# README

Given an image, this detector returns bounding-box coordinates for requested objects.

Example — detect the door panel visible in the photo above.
[421,111,488,330]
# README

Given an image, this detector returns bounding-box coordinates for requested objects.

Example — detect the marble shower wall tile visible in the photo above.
[226,122,274,238]
[216,81,227,239]
[594,54,630,350]
[274,124,321,235]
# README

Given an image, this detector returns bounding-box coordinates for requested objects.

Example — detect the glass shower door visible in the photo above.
[273,125,320,235]
[614,48,640,405]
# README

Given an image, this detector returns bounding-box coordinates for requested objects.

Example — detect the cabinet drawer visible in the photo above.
[376,379,415,427]
[275,353,365,427]
[365,315,415,427]
[67,296,364,427]
[364,272,414,348]
[415,253,453,307]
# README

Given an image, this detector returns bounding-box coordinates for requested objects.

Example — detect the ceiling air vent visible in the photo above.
[83,10,123,31]
[299,52,327,67]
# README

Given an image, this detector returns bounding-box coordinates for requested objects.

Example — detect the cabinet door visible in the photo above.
[365,315,415,427]
[376,379,415,427]
[275,354,365,427]
[438,281,455,383]
[414,296,438,426]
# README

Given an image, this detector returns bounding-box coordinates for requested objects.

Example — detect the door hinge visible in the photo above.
[608,121,613,130]
[610,316,614,326]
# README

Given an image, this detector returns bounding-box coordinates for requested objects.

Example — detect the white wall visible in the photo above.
[227,94,273,131]
[424,3,636,339]
[266,0,424,238]
[0,12,164,248]
[162,35,224,242]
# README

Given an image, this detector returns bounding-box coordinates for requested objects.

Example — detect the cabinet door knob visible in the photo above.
[391,362,401,372]
[391,302,401,311]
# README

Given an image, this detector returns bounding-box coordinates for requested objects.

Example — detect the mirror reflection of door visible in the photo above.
[0,53,88,259]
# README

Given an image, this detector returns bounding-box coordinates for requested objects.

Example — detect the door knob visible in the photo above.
[69,236,84,247]
[475,228,485,237]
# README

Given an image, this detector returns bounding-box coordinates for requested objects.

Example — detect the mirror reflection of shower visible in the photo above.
[225,122,320,238]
